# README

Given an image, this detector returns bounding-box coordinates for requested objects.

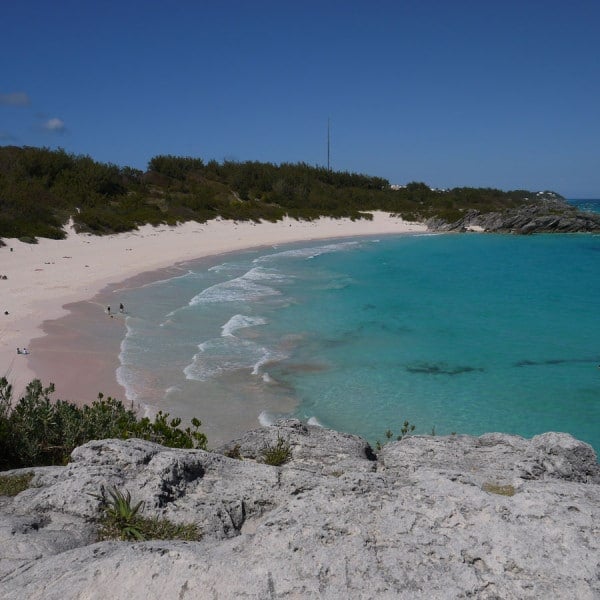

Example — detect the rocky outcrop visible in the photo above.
[428,196,600,234]
[0,420,599,599]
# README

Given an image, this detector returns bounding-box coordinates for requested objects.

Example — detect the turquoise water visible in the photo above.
[114,232,600,452]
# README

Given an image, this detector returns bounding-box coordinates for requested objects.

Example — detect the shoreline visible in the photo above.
[1,214,427,431]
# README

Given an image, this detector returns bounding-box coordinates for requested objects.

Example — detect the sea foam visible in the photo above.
[253,240,360,264]
[188,267,285,306]
[258,411,277,427]
[221,314,267,337]
[183,336,286,381]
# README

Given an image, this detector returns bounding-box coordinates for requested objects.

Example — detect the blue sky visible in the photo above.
[2,0,599,197]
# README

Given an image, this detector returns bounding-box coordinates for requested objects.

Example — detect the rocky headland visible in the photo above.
[1,419,599,599]
[428,194,600,234]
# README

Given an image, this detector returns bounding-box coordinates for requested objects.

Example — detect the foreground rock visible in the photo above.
[0,420,598,599]
[428,195,600,234]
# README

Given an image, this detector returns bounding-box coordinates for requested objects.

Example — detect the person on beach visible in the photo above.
[119,303,124,313]
[107,305,111,315]
[17,348,21,354]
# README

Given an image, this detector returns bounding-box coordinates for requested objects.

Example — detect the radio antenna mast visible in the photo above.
[327,118,331,172]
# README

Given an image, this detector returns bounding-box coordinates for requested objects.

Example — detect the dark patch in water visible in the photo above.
[514,357,600,367]
[406,362,484,376]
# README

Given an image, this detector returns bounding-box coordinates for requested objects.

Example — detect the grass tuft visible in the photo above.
[262,436,292,466]
[224,444,242,460]
[96,486,201,542]
[0,472,34,496]
[482,482,516,496]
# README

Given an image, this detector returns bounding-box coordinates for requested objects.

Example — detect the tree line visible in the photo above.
[0,145,557,242]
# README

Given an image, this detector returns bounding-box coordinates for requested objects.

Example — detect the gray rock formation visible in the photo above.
[428,195,600,234]
[0,420,598,599]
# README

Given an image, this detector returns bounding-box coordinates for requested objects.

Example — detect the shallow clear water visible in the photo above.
[114,232,600,452]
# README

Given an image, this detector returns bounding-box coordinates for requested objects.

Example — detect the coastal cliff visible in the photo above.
[427,194,600,234]
[1,419,598,599]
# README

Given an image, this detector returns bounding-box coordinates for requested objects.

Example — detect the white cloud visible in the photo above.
[0,92,30,106]
[42,117,66,132]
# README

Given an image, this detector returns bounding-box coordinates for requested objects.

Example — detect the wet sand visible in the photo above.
[28,269,299,445]
[28,298,128,407]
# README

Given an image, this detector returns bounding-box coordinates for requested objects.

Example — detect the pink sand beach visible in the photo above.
[1,214,426,435]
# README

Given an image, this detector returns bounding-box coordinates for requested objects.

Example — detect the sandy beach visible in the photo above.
[1,213,426,420]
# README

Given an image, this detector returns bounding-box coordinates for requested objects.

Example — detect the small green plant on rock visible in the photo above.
[224,444,242,459]
[97,487,146,541]
[96,486,201,542]
[375,421,416,451]
[262,436,292,466]
[0,472,34,496]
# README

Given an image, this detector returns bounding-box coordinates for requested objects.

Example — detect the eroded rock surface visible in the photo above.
[1,420,598,599]
[427,196,600,234]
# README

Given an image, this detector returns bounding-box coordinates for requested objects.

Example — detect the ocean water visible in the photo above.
[568,198,600,214]
[114,231,600,452]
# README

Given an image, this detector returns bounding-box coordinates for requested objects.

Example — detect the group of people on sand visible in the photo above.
[16,347,30,355]
[106,303,126,316]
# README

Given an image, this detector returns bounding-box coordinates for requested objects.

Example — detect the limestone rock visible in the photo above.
[427,196,600,234]
[0,421,598,599]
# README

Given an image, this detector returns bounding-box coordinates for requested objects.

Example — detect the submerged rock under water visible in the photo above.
[405,361,485,375]
[514,356,599,367]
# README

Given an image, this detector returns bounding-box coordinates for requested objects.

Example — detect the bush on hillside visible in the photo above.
[0,146,557,242]
[0,377,207,470]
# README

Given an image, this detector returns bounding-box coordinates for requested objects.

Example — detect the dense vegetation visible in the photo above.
[0,377,207,470]
[0,145,555,242]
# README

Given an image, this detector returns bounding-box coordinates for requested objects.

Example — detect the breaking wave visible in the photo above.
[188,267,288,305]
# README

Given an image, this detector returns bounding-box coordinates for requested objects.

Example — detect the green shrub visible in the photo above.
[0,377,207,470]
[127,413,207,450]
[17,236,38,244]
[262,436,292,466]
